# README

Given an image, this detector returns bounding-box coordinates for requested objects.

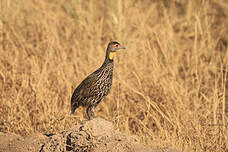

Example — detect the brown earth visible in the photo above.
[0,118,180,152]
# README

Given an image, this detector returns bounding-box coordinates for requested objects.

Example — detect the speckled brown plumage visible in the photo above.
[70,41,126,120]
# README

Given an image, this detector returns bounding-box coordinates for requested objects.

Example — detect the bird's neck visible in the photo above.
[109,52,115,60]
[105,50,115,62]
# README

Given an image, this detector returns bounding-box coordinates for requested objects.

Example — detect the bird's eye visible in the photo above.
[115,44,119,47]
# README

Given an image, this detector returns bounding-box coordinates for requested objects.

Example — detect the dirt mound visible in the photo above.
[0,118,180,152]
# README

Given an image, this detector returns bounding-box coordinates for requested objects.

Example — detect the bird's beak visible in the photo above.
[120,45,126,50]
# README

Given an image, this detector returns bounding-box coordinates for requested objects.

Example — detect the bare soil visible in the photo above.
[0,118,180,152]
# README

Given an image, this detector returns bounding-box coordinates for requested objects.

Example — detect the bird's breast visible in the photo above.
[95,63,113,91]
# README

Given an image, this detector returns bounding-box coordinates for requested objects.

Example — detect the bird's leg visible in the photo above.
[86,107,91,120]
[86,106,96,120]
[90,106,96,118]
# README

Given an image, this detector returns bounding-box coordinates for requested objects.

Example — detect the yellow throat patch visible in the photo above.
[109,52,115,60]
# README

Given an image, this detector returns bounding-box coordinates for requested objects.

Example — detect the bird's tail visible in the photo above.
[69,105,78,115]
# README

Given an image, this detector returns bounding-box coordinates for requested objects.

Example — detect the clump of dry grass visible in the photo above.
[0,0,228,151]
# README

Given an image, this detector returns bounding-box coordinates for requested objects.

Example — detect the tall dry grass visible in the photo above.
[0,0,228,151]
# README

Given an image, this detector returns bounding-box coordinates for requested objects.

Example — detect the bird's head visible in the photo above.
[107,41,126,60]
[108,41,126,52]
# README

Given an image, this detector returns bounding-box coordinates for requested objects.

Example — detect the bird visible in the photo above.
[70,41,126,120]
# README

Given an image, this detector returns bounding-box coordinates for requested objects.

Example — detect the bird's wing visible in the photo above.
[71,72,101,103]
[79,72,102,97]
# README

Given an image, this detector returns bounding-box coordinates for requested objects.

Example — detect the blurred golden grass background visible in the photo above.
[0,0,228,151]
